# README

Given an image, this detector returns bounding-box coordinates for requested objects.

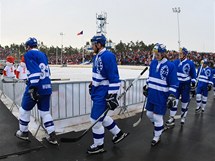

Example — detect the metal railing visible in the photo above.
[0,78,147,123]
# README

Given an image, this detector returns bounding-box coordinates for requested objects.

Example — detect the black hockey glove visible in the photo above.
[207,84,212,91]
[190,82,196,88]
[106,94,119,111]
[143,85,148,97]
[88,82,92,95]
[190,88,196,98]
[25,79,29,85]
[167,94,176,109]
[28,87,39,102]
[190,82,196,98]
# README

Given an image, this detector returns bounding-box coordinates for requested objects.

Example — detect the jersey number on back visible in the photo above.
[39,63,50,79]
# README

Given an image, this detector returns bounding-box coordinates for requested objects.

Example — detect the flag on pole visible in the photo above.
[77,31,83,35]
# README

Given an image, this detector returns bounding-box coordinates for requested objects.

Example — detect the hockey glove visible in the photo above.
[143,85,148,97]
[190,82,196,98]
[190,82,196,88]
[207,84,212,91]
[106,94,119,110]
[167,94,176,109]
[88,82,92,95]
[25,79,29,85]
[28,87,39,102]
[190,88,196,98]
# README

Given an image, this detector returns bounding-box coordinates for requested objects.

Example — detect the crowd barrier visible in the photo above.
[0,77,147,131]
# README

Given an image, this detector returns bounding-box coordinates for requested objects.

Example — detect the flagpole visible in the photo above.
[77,31,84,64]
[60,32,64,65]
[82,36,85,64]
[81,31,85,64]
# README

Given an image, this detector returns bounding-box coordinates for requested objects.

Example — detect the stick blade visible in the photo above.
[133,118,141,127]
[174,115,181,119]
[60,137,81,143]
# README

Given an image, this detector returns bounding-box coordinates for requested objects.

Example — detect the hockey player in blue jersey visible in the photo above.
[195,59,213,113]
[213,68,215,98]
[166,47,196,126]
[143,43,178,146]
[15,37,58,145]
[87,34,128,154]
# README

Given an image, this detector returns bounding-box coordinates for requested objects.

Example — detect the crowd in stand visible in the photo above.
[116,50,215,67]
[47,50,215,67]
[48,53,94,65]
[0,47,214,67]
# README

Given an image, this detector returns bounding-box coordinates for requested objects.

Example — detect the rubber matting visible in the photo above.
[1,93,215,161]
[0,101,43,159]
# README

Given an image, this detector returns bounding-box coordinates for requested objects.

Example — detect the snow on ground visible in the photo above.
[50,65,149,81]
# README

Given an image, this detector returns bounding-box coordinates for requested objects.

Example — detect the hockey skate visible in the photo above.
[87,144,105,154]
[112,131,129,144]
[195,107,201,114]
[164,117,175,131]
[201,108,205,113]
[165,116,175,126]
[15,130,29,141]
[151,136,161,146]
[46,132,59,145]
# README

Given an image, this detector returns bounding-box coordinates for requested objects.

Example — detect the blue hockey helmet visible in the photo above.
[25,37,38,48]
[180,47,188,55]
[203,58,208,65]
[153,43,167,54]
[91,34,106,46]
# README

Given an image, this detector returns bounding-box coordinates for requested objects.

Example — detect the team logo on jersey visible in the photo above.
[183,63,190,74]
[95,57,103,74]
[160,65,169,80]
[205,69,211,77]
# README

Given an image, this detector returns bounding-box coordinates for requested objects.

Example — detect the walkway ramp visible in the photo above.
[1,94,215,161]
[0,101,43,159]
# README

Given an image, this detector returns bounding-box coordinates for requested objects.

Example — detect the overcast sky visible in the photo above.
[0,0,214,52]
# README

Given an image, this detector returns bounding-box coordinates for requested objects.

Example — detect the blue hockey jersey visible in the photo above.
[197,66,213,88]
[213,69,215,84]
[24,49,52,95]
[173,59,196,84]
[91,48,121,98]
[147,58,179,106]
[91,48,121,119]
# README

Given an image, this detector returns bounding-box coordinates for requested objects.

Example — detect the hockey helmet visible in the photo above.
[91,34,106,46]
[180,47,188,55]
[152,43,167,54]
[25,37,38,48]
[6,56,15,63]
[203,58,208,65]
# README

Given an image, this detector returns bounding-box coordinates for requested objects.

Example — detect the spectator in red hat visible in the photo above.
[3,56,16,78]
[16,56,27,80]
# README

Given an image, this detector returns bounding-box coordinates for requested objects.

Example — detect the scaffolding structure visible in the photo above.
[96,12,108,36]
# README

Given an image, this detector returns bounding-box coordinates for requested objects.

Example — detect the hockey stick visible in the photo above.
[196,62,204,84]
[60,67,148,143]
[1,78,25,83]
[174,101,190,119]
[60,108,109,143]
[51,78,70,81]
[132,97,147,127]
[1,78,70,83]
[118,67,148,100]
[118,67,148,114]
